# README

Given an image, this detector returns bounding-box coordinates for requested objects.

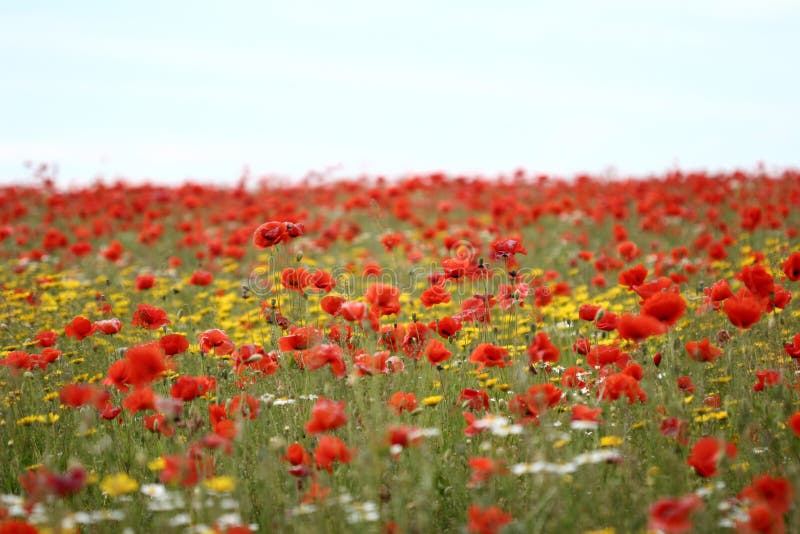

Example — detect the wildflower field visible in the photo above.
[2,169,800,533]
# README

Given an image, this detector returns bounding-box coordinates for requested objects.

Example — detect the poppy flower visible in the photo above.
[526,331,560,364]
[641,291,686,326]
[571,405,602,425]
[783,251,800,281]
[647,494,703,534]
[469,343,510,371]
[198,329,235,355]
[321,295,345,316]
[339,301,367,323]
[491,237,527,259]
[122,386,157,413]
[429,316,462,339]
[65,316,96,340]
[252,220,303,248]
[467,457,507,486]
[685,338,724,362]
[279,326,323,352]
[35,330,57,347]
[736,264,774,300]
[314,436,354,472]
[365,283,401,316]
[458,388,490,411]
[305,398,347,434]
[739,474,794,515]
[594,310,618,331]
[424,338,452,365]
[59,383,110,409]
[618,264,648,288]
[94,318,122,335]
[131,304,171,330]
[753,369,781,391]
[281,267,311,292]
[786,334,800,358]
[420,284,451,307]
[687,437,737,477]
[309,270,336,292]
[735,503,785,534]
[467,504,512,534]
[616,313,668,341]
[300,344,347,377]
[597,372,646,404]
[135,273,155,290]
[124,342,170,387]
[189,269,214,286]
[160,333,190,356]
[387,391,418,415]
[723,289,763,329]
[660,417,689,445]
[787,412,800,437]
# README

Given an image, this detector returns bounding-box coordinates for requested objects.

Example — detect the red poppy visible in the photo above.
[94,318,122,335]
[122,386,157,413]
[160,333,190,355]
[252,220,303,248]
[687,437,736,477]
[420,284,451,307]
[278,326,322,352]
[314,436,354,472]
[388,391,418,415]
[616,313,668,341]
[458,388,490,411]
[131,303,171,330]
[525,332,560,364]
[281,267,311,292]
[170,375,215,401]
[641,291,686,326]
[594,310,618,331]
[660,417,689,445]
[305,398,347,434]
[490,237,527,259]
[309,270,336,292]
[677,376,695,393]
[339,301,367,323]
[571,405,602,424]
[198,329,235,355]
[189,269,214,286]
[739,474,794,515]
[469,343,510,371]
[424,338,452,365]
[753,369,781,391]
[467,457,507,486]
[618,264,648,287]
[467,504,512,534]
[59,383,110,409]
[321,295,345,316]
[788,412,800,437]
[723,288,763,329]
[35,330,57,347]
[685,338,724,362]
[647,494,703,534]
[597,372,646,404]
[124,342,170,387]
[783,251,800,281]
[300,344,346,377]
[135,273,155,290]
[65,316,96,340]
[429,316,462,339]
[365,283,401,316]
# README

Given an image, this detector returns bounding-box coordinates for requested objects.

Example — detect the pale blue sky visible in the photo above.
[1,1,798,185]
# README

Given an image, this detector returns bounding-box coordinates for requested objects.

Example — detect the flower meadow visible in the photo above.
[1,169,800,534]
